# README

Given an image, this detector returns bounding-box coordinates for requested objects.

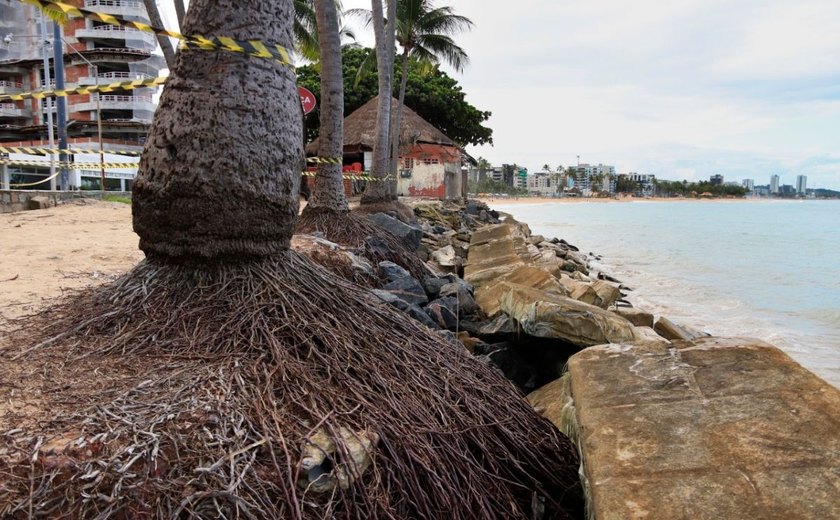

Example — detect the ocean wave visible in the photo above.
[801,309,840,327]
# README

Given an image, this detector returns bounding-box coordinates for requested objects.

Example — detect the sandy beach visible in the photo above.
[0,200,142,320]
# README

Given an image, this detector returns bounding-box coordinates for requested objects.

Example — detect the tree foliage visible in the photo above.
[655,179,747,197]
[297,46,492,146]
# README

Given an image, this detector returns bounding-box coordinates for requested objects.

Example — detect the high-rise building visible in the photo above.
[796,175,807,194]
[0,0,164,190]
[770,175,780,194]
[742,179,754,191]
[710,174,724,185]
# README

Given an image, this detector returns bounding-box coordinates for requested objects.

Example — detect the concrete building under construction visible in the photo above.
[0,0,164,190]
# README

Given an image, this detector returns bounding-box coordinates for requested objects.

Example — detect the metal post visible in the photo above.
[1,162,9,190]
[53,21,69,190]
[94,65,105,191]
[39,16,56,190]
[60,38,107,192]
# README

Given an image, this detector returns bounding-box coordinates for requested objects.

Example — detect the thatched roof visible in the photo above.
[306,97,457,155]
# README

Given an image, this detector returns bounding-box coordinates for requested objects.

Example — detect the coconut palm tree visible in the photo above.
[350,1,472,180]
[133,0,303,259]
[299,0,427,281]
[172,0,186,26]
[303,0,348,213]
[389,1,472,177]
[141,0,176,68]
[361,0,398,204]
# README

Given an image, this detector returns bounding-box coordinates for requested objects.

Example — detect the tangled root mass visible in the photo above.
[1,252,580,519]
[296,207,429,282]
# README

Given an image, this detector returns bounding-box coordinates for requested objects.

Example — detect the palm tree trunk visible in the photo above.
[361,0,394,204]
[141,0,176,69]
[307,0,348,211]
[389,48,409,190]
[173,0,186,27]
[133,0,302,262]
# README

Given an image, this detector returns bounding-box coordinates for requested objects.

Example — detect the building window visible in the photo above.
[422,157,439,165]
[403,157,414,169]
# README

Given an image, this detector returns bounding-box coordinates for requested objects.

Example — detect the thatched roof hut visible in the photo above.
[305,97,457,155]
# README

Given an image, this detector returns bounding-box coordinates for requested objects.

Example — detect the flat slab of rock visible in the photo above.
[530,337,840,520]
[463,238,527,287]
[499,283,636,347]
[474,266,568,318]
[613,307,654,328]
[654,316,709,341]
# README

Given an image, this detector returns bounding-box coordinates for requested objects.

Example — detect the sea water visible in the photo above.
[493,200,840,388]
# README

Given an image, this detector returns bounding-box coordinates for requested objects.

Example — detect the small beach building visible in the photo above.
[305,97,467,200]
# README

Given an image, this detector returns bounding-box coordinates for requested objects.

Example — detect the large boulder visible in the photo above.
[370,212,422,250]
[591,280,621,308]
[438,282,478,315]
[531,337,840,520]
[425,297,460,330]
[556,276,601,307]
[370,290,438,329]
[378,261,410,283]
[381,276,428,306]
[499,283,637,347]
[28,196,51,210]
[475,266,568,318]
[431,245,458,268]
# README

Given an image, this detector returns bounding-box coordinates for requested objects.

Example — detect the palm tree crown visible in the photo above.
[395,0,473,72]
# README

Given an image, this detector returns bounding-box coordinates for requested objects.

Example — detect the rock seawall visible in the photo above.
[354,199,840,520]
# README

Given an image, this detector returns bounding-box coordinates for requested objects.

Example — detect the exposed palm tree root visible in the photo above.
[0,253,581,519]
[354,200,416,224]
[296,206,428,281]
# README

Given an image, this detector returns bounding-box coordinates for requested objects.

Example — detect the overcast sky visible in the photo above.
[163,1,840,189]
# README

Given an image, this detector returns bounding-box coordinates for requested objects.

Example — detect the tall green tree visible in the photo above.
[297,46,492,146]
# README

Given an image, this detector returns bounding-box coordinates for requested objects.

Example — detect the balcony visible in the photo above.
[78,71,154,86]
[0,103,30,119]
[0,80,22,95]
[83,0,148,20]
[75,25,157,48]
[72,93,156,114]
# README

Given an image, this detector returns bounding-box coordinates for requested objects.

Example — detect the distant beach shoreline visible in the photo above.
[476,196,826,207]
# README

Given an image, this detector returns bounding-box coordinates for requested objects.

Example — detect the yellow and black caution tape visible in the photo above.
[0,76,166,102]
[0,159,139,168]
[22,0,294,68]
[1,160,393,180]
[4,148,343,163]
[306,157,342,165]
[302,171,393,181]
[7,169,62,188]
[0,146,142,156]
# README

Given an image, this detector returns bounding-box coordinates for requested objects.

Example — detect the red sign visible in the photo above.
[298,86,317,115]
